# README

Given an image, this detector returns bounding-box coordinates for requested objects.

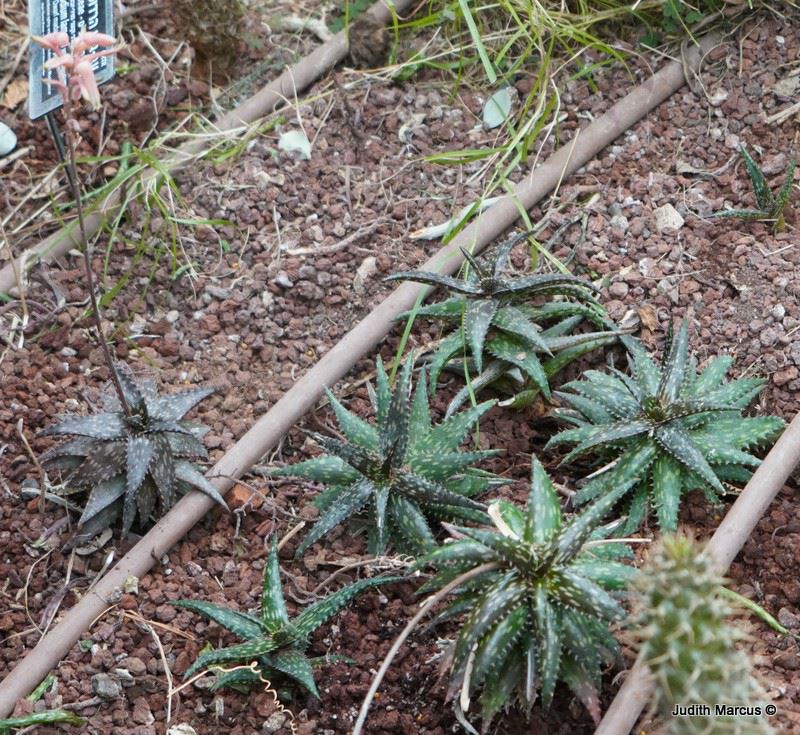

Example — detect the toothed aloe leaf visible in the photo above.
[527,458,561,544]
[536,589,561,709]
[172,600,264,640]
[79,476,126,527]
[420,457,633,728]
[740,144,774,211]
[269,647,319,698]
[552,327,783,531]
[40,413,126,440]
[486,332,550,397]
[380,357,412,468]
[293,573,404,640]
[261,539,290,631]
[326,390,378,450]
[384,269,482,295]
[148,386,215,422]
[174,461,228,509]
[271,455,360,485]
[184,637,279,680]
[165,431,209,459]
[293,478,374,558]
[493,305,550,353]
[465,298,498,373]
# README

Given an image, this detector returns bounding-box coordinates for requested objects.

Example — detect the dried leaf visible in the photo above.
[2,78,28,110]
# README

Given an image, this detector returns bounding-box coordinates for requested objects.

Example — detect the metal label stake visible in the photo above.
[28,0,116,120]
[44,111,78,193]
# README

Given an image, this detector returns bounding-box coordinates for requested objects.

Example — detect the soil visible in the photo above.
[1,2,800,734]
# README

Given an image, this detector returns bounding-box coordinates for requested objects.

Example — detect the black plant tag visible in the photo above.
[27,0,115,119]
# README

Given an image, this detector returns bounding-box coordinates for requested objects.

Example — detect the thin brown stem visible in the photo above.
[59,97,131,416]
[352,562,500,735]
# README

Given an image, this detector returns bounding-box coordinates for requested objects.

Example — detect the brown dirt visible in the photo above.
[1,3,800,734]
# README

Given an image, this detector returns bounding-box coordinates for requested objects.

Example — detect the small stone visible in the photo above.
[653,203,684,232]
[155,604,177,623]
[262,712,288,733]
[774,651,800,670]
[608,281,629,299]
[274,272,294,289]
[778,607,800,629]
[206,285,231,300]
[0,121,17,157]
[166,310,180,324]
[353,256,378,294]
[771,304,786,321]
[92,673,121,700]
[773,367,798,387]
[168,725,198,735]
[124,657,148,676]
[609,214,629,232]
[59,347,77,357]
[132,696,154,725]
[261,291,274,308]
[760,328,778,347]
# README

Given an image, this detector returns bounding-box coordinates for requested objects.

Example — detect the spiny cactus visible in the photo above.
[417,457,636,730]
[386,230,619,413]
[273,356,505,557]
[174,537,402,697]
[40,364,227,538]
[636,535,774,735]
[547,322,783,532]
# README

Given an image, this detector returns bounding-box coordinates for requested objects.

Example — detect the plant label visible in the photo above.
[28,0,115,119]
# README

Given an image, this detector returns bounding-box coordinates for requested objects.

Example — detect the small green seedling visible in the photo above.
[712,144,796,231]
[174,537,402,697]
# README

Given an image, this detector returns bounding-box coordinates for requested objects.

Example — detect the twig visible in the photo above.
[15,419,45,513]
[352,562,500,735]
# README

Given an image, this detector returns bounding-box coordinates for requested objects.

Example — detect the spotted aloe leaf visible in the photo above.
[548,321,784,532]
[388,230,618,405]
[418,457,632,731]
[39,363,225,539]
[174,536,402,698]
[711,144,796,231]
[272,356,505,557]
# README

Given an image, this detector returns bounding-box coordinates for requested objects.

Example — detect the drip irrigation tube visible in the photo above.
[0,0,416,297]
[0,32,722,717]
[596,411,800,735]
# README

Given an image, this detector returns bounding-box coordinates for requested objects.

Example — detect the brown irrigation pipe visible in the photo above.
[0,0,416,297]
[596,411,800,735]
[0,33,721,717]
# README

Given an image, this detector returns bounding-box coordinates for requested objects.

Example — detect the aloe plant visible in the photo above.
[273,356,504,558]
[174,538,402,697]
[40,364,227,537]
[547,322,783,532]
[386,231,619,411]
[418,458,636,730]
[636,535,774,734]
[712,144,796,230]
